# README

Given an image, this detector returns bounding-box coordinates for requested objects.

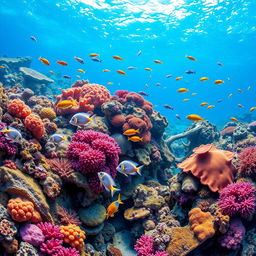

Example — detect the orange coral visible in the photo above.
[24,114,45,139]
[188,208,215,242]
[178,144,236,192]
[60,224,86,251]
[40,107,56,120]
[110,114,125,127]
[8,99,31,118]
[7,197,42,223]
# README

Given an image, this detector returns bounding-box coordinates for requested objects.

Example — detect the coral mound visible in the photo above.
[8,98,31,118]
[24,113,45,139]
[40,107,56,120]
[218,182,256,219]
[67,130,121,193]
[238,146,256,179]
[178,144,236,192]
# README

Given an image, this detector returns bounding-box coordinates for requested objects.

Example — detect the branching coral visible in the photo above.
[46,158,74,178]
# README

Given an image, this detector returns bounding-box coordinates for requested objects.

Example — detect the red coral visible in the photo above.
[3,160,17,169]
[36,222,64,240]
[218,182,256,219]
[54,83,110,115]
[238,146,256,178]
[24,114,45,139]
[8,99,31,118]
[56,205,82,225]
[110,114,125,127]
[46,158,74,178]
[40,238,63,255]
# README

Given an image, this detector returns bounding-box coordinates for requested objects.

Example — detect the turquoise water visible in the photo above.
[1,0,256,127]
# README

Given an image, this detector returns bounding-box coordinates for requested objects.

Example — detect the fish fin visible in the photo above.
[62,136,67,141]
[117,194,124,204]
[72,100,77,106]
[136,165,144,176]
[110,186,120,197]
[128,160,139,167]
[129,172,137,176]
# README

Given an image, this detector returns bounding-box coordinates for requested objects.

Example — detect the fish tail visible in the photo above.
[117,194,124,204]
[62,136,67,141]
[110,186,120,197]
[72,100,77,106]
[136,165,144,176]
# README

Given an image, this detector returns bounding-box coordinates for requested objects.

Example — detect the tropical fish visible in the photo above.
[117,160,144,176]
[164,105,174,110]
[238,89,243,92]
[137,50,142,56]
[69,112,95,127]
[91,57,102,62]
[98,172,120,197]
[74,56,84,64]
[113,55,123,60]
[123,129,140,136]
[89,53,99,57]
[0,66,6,69]
[177,88,189,93]
[116,70,127,75]
[217,62,223,66]
[105,194,123,219]
[63,75,71,79]
[49,133,67,143]
[166,74,173,78]
[185,70,196,74]
[127,66,137,70]
[57,100,77,109]
[183,99,190,102]
[145,84,149,88]
[230,117,238,122]
[128,136,143,142]
[200,102,209,106]
[138,91,149,96]
[175,114,181,120]
[217,98,223,103]
[185,55,197,61]
[107,82,113,85]
[214,80,224,84]
[200,77,209,81]
[155,83,161,86]
[49,70,55,74]
[228,77,231,81]
[0,126,22,142]
[38,57,50,65]
[103,69,110,72]
[76,75,80,78]
[228,93,233,98]
[77,69,85,73]
[154,60,163,64]
[176,77,183,80]
[191,93,198,96]
[248,86,251,90]
[250,107,256,112]
[56,61,68,66]
[237,104,244,108]
[30,36,38,42]
[207,105,215,109]
[186,114,204,122]
[144,68,152,71]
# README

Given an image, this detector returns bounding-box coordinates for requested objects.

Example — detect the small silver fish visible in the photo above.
[91,57,102,62]
[1,126,22,142]
[166,74,173,78]
[136,50,142,56]
[98,172,120,197]
[117,160,143,176]
[74,56,84,64]
[175,114,181,120]
[138,91,149,96]
[69,112,95,127]
[127,66,137,70]
[30,36,38,42]
[49,133,67,143]
[63,75,71,79]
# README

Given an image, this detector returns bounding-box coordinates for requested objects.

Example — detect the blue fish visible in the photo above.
[91,57,102,62]
[63,75,71,79]
[69,112,95,127]
[116,160,144,176]
[98,172,120,197]
[1,126,22,142]
[49,133,67,143]
[74,56,84,64]
[185,70,196,74]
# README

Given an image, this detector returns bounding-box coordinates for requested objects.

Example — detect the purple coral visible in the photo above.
[0,123,17,155]
[67,130,121,193]
[219,218,245,250]
[20,223,45,247]
[36,222,64,240]
[218,182,256,219]
[40,238,63,255]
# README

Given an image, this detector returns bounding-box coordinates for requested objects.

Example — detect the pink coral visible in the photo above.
[20,223,45,247]
[52,247,80,256]
[40,238,63,255]
[218,182,256,219]
[24,114,45,139]
[37,222,64,240]
[238,146,256,178]
[46,158,74,178]
[67,130,121,193]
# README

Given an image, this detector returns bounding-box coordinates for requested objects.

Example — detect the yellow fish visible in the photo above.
[237,104,244,108]
[113,55,123,60]
[207,105,215,109]
[76,75,80,78]
[228,77,231,81]
[176,77,183,81]
[183,99,190,102]
[128,136,143,142]
[123,129,140,136]
[191,93,197,96]
[185,55,197,61]
[214,80,224,84]
[116,70,127,75]
[228,93,233,98]
[238,89,243,93]
[200,102,209,106]
[177,88,189,93]
[154,60,163,64]
[144,68,152,71]
[186,114,204,122]
[250,107,256,112]
[89,53,99,57]
[103,69,110,72]
[49,70,55,74]
[230,117,238,122]
[77,69,85,73]
[0,66,5,69]
[107,82,113,85]
[56,100,77,109]
[200,77,209,81]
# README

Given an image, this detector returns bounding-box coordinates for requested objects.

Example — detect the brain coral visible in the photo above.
[54,83,111,115]
[238,146,256,179]
[178,144,236,192]
[67,130,121,193]
[39,107,56,120]
[24,113,45,139]
[218,182,256,219]
[8,98,31,118]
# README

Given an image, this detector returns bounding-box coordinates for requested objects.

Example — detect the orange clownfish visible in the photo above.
[105,194,123,219]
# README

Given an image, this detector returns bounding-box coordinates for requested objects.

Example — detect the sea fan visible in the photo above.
[56,205,82,226]
[47,158,74,178]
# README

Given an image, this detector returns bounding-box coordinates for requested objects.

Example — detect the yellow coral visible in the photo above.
[39,107,56,120]
[189,208,215,241]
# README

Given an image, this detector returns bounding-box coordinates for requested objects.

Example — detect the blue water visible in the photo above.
[1,0,256,128]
